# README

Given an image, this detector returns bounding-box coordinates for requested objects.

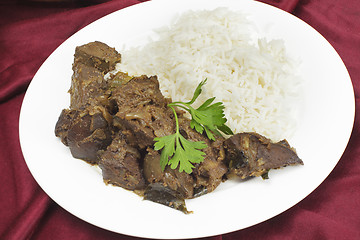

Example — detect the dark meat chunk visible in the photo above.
[142,117,228,199]
[55,108,113,164]
[69,63,109,110]
[98,132,146,190]
[108,71,133,89]
[74,41,121,73]
[67,110,112,164]
[224,132,303,179]
[55,109,76,146]
[69,41,122,110]
[143,148,194,198]
[144,183,191,214]
[113,104,175,149]
[56,42,122,163]
[112,75,169,113]
[178,117,228,196]
[112,75,174,148]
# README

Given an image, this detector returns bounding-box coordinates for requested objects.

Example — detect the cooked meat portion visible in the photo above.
[73,41,121,73]
[98,132,145,190]
[69,62,109,110]
[142,117,228,199]
[56,41,121,163]
[112,75,168,110]
[69,41,121,110]
[223,132,303,179]
[108,71,133,89]
[178,117,228,196]
[55,109,77,146]
[55,108,113,164]
[144,183,190,214]
[112,75,175,149]
[143,148,194,198]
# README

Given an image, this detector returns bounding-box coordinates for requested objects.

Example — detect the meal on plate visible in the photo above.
[55,9,304,213]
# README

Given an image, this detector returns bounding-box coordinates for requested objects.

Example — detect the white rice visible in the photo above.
[116,8,301,141]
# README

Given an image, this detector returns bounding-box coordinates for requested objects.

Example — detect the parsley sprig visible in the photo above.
[169,79,233,140]
[154,105,207,174]
[154,79,233,174]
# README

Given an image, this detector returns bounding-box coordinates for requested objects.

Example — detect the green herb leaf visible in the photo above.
[186,79,207,105]
[154,134,176,170]
[154,106,207,174]
[154,79,234,174]
[169,79,234,140]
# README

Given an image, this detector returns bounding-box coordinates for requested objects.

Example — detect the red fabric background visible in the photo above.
[1,0,359,239]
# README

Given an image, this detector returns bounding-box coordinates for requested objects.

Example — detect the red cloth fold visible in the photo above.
[1,0,359,239]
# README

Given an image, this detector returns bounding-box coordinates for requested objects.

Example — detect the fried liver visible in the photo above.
[224,132,303,179]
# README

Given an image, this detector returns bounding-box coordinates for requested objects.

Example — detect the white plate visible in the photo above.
[19,0,355,239]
